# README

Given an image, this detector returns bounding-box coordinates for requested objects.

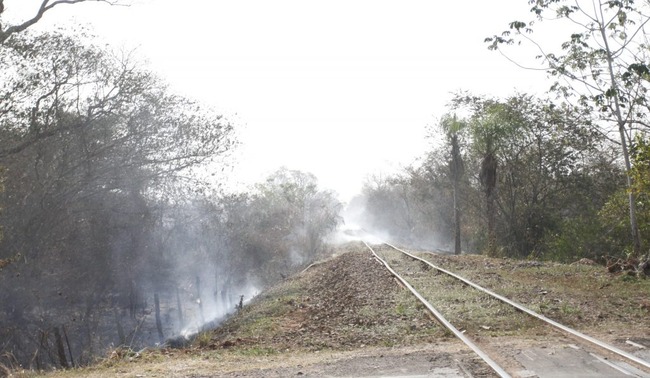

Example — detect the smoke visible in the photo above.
[0,166,343,370]
[143,202,263,342]
[329,221,392,245]
[178,281,259,339]
[331,193,451,252]
[330,195,394,245]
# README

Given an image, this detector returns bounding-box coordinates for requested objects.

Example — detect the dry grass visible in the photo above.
[413,251,650,340]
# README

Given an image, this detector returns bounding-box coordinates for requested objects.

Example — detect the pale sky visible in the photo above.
[6,0,550,200]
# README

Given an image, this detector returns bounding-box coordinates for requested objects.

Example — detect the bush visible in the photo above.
[539,216,609,262]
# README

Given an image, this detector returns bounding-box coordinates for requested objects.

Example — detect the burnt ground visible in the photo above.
[24,242,650,377]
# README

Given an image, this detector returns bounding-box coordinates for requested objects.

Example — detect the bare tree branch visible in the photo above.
[0,0,121,44]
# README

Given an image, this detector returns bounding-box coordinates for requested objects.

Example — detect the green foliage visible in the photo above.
[540,216,607,262]
[489,0,650,114]
[630,136,650,194]
[224,168,343,285]
[487,0,650,255]
[452,94,605,257]
[237,347,278,356]
[362,93,623,260]
[598,136,650,257]
[599,190,639,257]
[440,113,467,136]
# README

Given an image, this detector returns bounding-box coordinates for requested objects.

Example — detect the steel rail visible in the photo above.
[363,241,512,378]
[384,242,650,371]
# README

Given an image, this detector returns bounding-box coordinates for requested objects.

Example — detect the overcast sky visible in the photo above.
[8,0,551,200]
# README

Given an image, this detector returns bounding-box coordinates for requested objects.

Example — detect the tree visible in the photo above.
[361,92,622,259]
[0,31,234,169]
[211,169,342,286]
[452,96,515,257]
[440,114,466,255]
[0,0,122,271]
[361,175,406,237]
[0,0,120,44]
[600,136,650,265]
[359,165,459,250]
[0,31,235,368]
[451,93,618,258]
[255,168,342,261]
[485,0,650,256]
[0,2,122,267]
[0,31,235,263]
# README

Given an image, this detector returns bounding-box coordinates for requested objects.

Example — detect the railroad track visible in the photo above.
[364,242,650,378]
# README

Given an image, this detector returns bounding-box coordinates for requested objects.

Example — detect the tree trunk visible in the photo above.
[195,276,205,324]
[486,191,497,257]
[175,287,184,328]
[114,309,125,346]
[154,293,164,343]
[599,22,643,256]
[450,134,464,255]
[53,327,69,369]
[453,187,461,255]
[480,150,498,257]
[618,124,643,256]
[62,325,74,367]
[40,330,56,368]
